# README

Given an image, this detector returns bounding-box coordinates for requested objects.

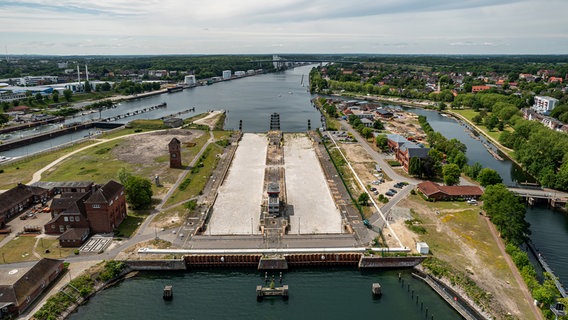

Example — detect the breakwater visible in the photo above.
[0,122,123,152]
[0,116,64,135]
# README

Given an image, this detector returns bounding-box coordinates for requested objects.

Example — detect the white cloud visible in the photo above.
[0,0,566,54]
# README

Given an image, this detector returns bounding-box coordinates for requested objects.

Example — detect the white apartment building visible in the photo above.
[222,70,232,80]
[184,75,196,86]
[533,96,559,115]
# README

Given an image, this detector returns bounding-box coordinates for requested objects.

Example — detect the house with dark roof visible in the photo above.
[376,108,394,118]
[417,181,483,201]
[84,180,126,234]
[44,192,91,237]
[43,180,126,247]
[386,134,430,172]
[0,258,64,317]
[31,181,94,194]
[0,184,49,227]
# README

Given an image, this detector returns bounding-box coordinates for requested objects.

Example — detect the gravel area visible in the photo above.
[284,134,342,234]
[208,133,267,235]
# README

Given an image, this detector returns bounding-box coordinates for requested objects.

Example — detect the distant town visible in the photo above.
[0,55,567,320]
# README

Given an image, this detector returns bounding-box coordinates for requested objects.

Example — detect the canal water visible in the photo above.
[5,64,567,308]
[68,269,460,320]
[406,107,568,289]
[2,67,321,158]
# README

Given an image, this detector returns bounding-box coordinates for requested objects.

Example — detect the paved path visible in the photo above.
[27,130,158,185]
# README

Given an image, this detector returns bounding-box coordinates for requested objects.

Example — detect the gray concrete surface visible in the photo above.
[208,133,267,235]
[284,134,342,234]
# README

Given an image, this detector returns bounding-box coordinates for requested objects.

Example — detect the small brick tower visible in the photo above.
[168,137,182,168]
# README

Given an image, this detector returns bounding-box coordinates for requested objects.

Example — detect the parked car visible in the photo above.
[389,189,398,194]
[385,191,395,196]
[370,187,377,192]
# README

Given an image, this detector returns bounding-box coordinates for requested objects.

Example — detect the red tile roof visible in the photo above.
[418,181,483,197]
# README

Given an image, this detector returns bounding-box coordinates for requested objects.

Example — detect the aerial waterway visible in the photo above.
[56,66,461,319]
[403,106,568,291]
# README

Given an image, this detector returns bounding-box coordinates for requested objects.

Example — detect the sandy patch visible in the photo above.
[112,129,200,165]
[193,110,224,129]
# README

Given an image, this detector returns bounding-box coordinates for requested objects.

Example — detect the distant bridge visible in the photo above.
[508,187,568,207]
[249,59,361,64]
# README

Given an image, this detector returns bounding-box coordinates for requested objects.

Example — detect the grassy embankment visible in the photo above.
[313,98,341,131]
[164,132,231,208]
[403,194,535,319]
[450,109,516,159]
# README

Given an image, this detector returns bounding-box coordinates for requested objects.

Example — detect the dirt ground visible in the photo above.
[383,111,427,141]
[112,129,201,165]
[396,196,528,318]
[193,110,223,128]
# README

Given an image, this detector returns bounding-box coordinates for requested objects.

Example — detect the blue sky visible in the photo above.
[1,0,567,55]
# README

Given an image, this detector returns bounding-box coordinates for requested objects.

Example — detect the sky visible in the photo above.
[1,0,567,55]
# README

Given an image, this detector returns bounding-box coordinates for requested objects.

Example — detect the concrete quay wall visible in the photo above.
[123,259,186,271]
[358,256,426,268]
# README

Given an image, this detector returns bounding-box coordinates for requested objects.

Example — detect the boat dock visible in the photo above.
[482,142,504,161]
[527,240,567,298]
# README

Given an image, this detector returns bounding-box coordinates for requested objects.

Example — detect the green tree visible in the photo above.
[117,167,132,185]
[35,93,43,102]
[63,89,73,102]
[358,192,370,206]
[375,134,388,150]
[52,91,59,103]
[361,127,373,139]
[442,164,461,186]
[0,113,9,125]
[124,175,153,210]
[84,81,92,93]
[484,114,499,131]
[477,168,502,187]
[472,114,483,125]
[373,120,384,130]
[482,184,530,245]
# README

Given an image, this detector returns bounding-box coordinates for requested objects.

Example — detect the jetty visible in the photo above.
[527,240,567,298]
[482,142,504,161]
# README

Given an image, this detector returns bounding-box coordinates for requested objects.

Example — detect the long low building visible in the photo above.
[417,181,483,201]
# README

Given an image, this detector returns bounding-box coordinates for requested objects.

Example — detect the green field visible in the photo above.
[0,141,97,189]
[164,143,223,207]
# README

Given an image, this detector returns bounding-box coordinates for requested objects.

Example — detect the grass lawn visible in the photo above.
[164,143,223,207]
[97,128,157,139]
[41,139,134,183]
[0,236,38,264]
[38,238,75,259]
[115,211,151,238]
[183,113,209,124]
[213,130,233,140]
[0,141,96,189]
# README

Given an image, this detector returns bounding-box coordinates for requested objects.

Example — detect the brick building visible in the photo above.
[0,258,64,317]
[43,180,126,246]
[0,184,49,227]
[417,181,483,201]
[386,134,430,173]
[84,180,127,233]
